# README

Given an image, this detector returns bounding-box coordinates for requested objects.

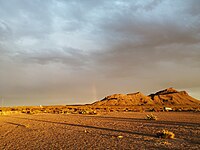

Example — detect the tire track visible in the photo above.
[1,122,27,138]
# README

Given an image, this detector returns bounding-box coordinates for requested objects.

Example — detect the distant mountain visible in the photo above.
[92,88,200,106]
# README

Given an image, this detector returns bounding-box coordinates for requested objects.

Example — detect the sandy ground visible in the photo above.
[0,112,200,150]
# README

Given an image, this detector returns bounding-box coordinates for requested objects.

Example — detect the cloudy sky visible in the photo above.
[0,0,200,106]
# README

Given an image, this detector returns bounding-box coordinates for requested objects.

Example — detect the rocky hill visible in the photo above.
[92,92,153,106]
[148,88,200,105]
[92,88,200,106]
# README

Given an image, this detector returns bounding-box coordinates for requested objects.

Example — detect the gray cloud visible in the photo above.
[0,0,200,106]
[18,47,89,67]
[0,0,53,39]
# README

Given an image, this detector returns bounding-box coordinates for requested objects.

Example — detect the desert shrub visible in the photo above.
[77,110,97,115]
[21,109,33,114]
[88,110,97,115]
[145,114,158,120]
[21,109,27,113]
[156,130,175,139]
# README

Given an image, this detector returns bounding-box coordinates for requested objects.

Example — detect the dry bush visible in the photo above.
[145,114,158,120]
[78,110,97,115]
[156,130,175,139]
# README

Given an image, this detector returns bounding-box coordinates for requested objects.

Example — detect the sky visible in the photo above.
[0,0,200,106]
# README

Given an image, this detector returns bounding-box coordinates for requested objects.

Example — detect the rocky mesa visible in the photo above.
[92,88,200,106]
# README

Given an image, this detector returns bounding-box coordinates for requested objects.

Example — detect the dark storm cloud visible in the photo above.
[0,0,200,106]
[89,3,200,80]
[20,47,89,69]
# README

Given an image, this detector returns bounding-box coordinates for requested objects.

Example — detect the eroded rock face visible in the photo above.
[93,92,153,106]
[104,94,127,100]
[92,88,200,106]
[154,88,178,95]
[148,88,200,105]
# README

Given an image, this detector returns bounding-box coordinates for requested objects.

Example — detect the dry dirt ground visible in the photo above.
[0,112,199,150]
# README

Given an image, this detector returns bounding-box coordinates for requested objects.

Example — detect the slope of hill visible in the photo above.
[92,88,200,106]
[92,92,153,106]
[148,88,200,105]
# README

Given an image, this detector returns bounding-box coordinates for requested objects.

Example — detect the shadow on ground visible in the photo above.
[4,115,155,138]
[83,115,200,128]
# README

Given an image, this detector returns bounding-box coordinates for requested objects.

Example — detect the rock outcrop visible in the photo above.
[92,92,153,106]
[148,88,200,105]
[92,88,200,106]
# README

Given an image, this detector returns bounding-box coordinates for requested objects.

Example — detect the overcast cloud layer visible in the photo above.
[0,0,200,106]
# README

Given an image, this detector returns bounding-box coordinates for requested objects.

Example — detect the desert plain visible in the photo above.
[0,111,200,150]
[1,0,200,149]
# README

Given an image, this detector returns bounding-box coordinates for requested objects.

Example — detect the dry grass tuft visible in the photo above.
[156,130,175,139]
[145,114,158,120]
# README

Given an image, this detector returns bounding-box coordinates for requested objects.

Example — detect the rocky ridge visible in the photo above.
[92,88,200,106]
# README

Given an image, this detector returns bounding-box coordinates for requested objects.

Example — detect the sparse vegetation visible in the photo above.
[156,130,175,139]
[0,104,200,116]
[145,113,158,120]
